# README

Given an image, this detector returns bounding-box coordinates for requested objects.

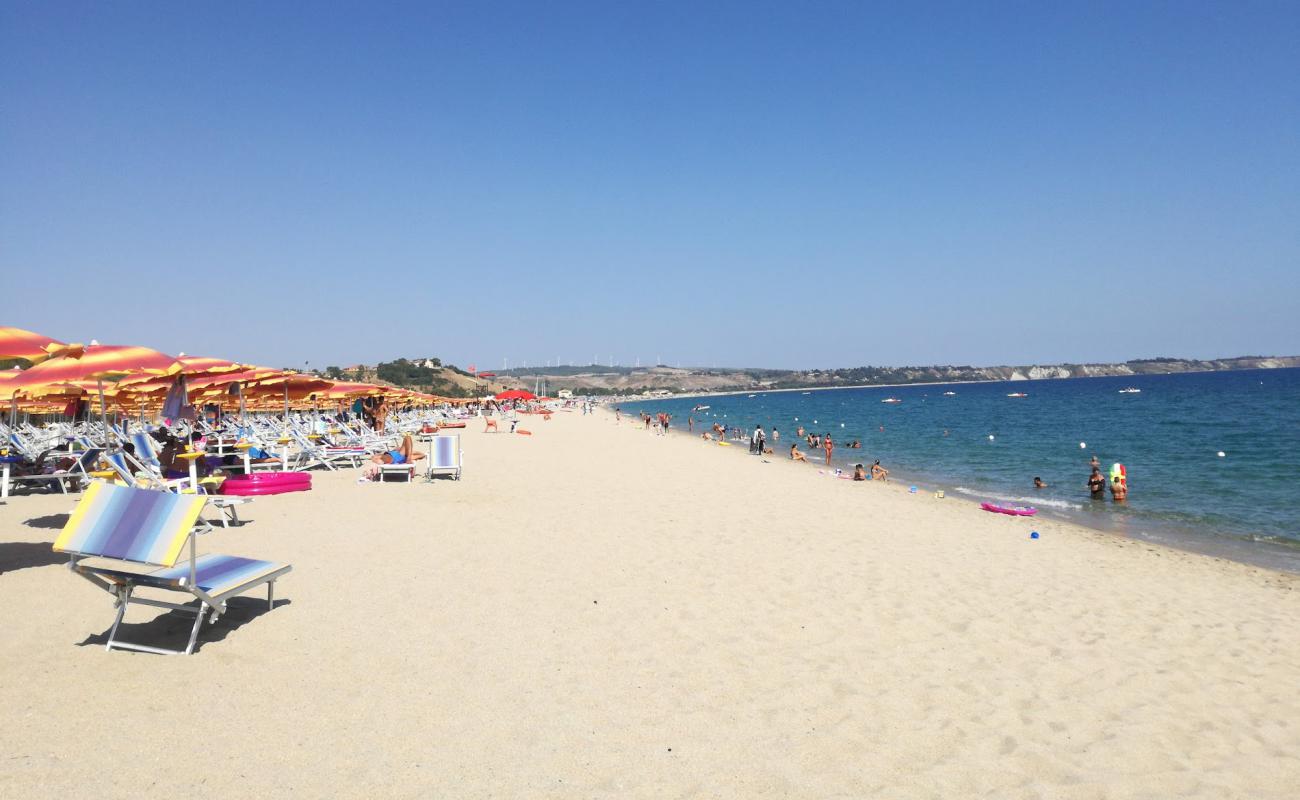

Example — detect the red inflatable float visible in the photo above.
[219,471,313,496]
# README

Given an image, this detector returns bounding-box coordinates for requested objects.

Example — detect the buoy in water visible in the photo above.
[988,434,995,440]
[1217,451,1226,458]
[1079,442,1087,449]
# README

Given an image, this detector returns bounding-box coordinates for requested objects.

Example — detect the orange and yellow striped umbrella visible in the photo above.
[6,344,178,393]
[0,327,82,365]
[186,367,285,392]
[117,355,249,388]
[323,381,385,398]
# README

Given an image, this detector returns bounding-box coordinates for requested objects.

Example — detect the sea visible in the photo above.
[620,368,1300,573]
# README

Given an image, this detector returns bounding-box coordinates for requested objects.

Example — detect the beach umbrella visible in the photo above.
[6,344,178,439]
[184,367,285,420]
[5,344,178,390]
[0,327,82,366]
[494,389,537,401]
[324,381,385,398]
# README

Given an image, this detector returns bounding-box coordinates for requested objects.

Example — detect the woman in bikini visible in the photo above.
[372,434,426,465]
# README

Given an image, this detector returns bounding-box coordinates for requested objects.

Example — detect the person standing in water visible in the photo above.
[1087,467,1106,499]
[1110,475,1128,503]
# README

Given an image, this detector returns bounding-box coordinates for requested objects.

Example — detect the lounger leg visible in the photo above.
[228,505,240,526]
[268,580,275,610]
[105,587,132,652]
[184,604,209,655]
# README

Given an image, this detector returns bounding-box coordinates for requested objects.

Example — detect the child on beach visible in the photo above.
[853,464,867,481]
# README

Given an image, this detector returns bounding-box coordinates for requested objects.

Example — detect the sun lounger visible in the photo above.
[426,434,462,480]
[379,462,417,482]
[53,482,290,655]
[100,449,251,527]
[6,447,103,495]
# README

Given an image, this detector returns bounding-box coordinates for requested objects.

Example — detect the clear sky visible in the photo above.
[3,2,1297,371]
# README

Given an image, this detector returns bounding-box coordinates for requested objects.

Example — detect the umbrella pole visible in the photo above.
[98,378,111,446]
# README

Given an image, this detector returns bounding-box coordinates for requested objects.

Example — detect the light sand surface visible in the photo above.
[2,410,1298,798]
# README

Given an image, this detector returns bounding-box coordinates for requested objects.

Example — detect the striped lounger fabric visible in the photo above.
[429,435,462,480]
[53,482,290,655]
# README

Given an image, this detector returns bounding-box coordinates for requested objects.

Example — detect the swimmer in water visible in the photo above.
[1110,476,1127,503]
[1087,467,1105,499]
[1033,476,1047,489]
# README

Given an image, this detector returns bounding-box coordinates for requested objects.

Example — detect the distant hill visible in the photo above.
[481,355,1300,396]
[319,358,503,398]
[322,355,1300,398]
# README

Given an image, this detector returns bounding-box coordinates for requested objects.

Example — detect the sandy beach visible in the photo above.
[2,409,1298,798]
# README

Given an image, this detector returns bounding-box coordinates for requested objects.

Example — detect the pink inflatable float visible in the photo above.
[219,471,313,496]
[980,502,1037,516]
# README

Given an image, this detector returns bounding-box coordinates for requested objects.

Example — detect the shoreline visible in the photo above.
[617,407,1300,577]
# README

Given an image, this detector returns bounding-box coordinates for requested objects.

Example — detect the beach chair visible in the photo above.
[100,450,252,528]
[426,434,462,480]
[53,482,290,655]
[6,447,103,495]
[379,462,416,482]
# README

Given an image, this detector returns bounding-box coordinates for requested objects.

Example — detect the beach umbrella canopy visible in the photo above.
[494,389,537,401]
[117,355,248,387]
[0,327,81,365]
[324,382,385,398]
[5,343,177,392]
[186,367,285,392]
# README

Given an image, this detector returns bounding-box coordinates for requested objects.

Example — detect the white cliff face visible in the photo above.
[1026,366,1073,380]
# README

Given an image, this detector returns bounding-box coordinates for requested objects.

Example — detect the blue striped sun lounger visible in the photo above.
[428,434,462,480]
[53,482,290,655]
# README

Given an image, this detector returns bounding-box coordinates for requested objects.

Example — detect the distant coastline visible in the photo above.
[574,355,1300,400]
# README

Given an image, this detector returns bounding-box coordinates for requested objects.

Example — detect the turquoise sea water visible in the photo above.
[621,368,1300,572]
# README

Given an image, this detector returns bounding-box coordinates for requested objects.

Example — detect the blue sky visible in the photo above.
[3,2,1297,370]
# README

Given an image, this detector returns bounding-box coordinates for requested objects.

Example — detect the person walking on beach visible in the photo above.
[823,434,833,466]
[688,416,694,433]
[663,413,670,434]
